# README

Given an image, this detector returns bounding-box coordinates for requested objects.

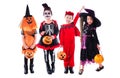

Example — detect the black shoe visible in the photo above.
[51,63,55,73]
[47,69,52,74]
[64,67,68,74]
[30,64,34,73]
[46,62,52,74]
[69,67,74,74]
[24,65,28,74]
[96,66,104,72]
[47,68,52,74]
[79,69,84,75]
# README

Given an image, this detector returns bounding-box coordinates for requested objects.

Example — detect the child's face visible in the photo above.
[43,10,52,20]
[65,15,73,24]
[87,16,93,25]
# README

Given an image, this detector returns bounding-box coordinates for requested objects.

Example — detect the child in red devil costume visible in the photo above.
[59,8,83,74]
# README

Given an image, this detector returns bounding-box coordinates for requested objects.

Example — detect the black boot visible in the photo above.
[51,62,55,73]
[69,67,74,74]
[24,57,28,74]
[46,62,52,74]
[30,58,34,73]
[24,65,28,74]
[30,64,34,73]
[64,67,68,74]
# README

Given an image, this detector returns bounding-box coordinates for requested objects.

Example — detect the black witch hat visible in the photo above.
[80,9,101,27]
[24,5,32,17]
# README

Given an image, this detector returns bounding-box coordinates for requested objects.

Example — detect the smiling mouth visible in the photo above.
[46,16,50,17]
[27,21,32,24]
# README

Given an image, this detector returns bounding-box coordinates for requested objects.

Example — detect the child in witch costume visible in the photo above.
[37,3,59,74]
[79,8,104,75]
[59,8,84,74]
[20,5,37,74]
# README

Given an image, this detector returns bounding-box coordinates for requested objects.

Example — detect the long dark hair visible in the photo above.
[85,15,101,27]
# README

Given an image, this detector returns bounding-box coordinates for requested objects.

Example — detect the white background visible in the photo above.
[0,0,120,78]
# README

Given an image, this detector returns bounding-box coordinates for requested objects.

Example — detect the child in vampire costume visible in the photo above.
[37,3,59,74]
[20,5,37,74]
[59,10,82,74]
[79,8,104,75]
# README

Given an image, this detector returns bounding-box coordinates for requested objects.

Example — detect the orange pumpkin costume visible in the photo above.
[21,30,37,56]
[20,5,37,74]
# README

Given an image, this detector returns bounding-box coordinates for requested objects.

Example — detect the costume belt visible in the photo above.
[61,25,74,29]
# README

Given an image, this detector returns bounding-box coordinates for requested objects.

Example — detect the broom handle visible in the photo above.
[80,17,84,43]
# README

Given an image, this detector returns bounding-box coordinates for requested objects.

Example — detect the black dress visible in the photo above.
[80,24,100,65]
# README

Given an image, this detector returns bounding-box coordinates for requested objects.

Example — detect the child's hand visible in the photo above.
[79,6,85,13]
[30,44,35,49]
[97,44,100,51]
[23,44,29,49]
[40,31,45,36]
[51,35,55,40]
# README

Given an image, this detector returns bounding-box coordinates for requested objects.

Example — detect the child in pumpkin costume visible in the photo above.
[79,8,104,75]
[20,5,37,74]
[37,3,59,75]
[59,8,83,74]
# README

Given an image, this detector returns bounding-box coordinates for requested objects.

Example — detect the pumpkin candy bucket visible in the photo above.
[57,51,66,60]
[42,36,52,45]
[24,49,34,59]
[94,54,104,64]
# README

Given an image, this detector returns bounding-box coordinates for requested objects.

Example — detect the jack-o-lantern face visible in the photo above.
[42,36,52,45]
[25,50,34,59]
[26,17,32,24]
[20,16,37,31]
[57,51,66,60]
